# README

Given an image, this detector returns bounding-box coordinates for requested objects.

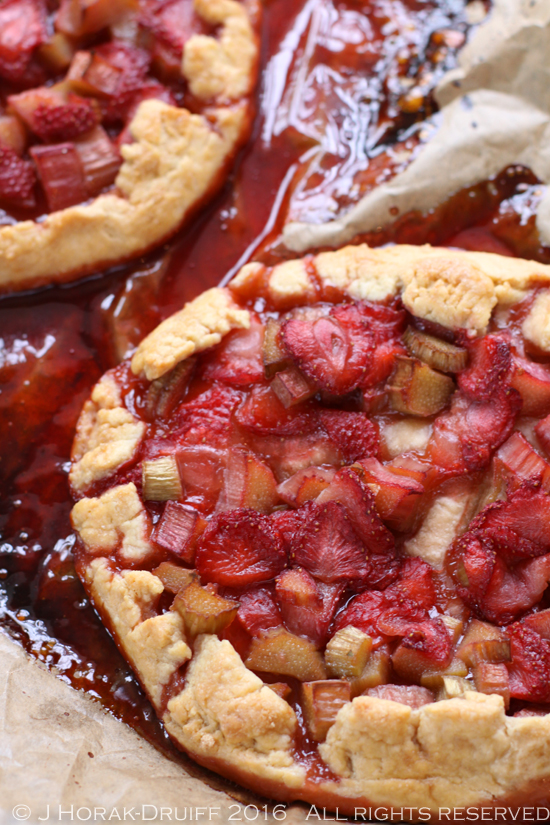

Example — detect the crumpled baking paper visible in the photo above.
[0,632,309,825]
[283,0,550,252]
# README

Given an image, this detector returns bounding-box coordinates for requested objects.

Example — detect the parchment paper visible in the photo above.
[283,0,550,252]
[0,632,309,825]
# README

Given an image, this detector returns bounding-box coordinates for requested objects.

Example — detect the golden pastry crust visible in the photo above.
[131,287,251,380]
[72,483,153,563]
[71,242,550,818]
[0,0,259,294]
[70,371,145,494]
[85,558,191,706]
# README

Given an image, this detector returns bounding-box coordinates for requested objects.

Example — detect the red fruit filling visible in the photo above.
[0,144,36,206]
[457,333,512,401]
[78,290,550,717]
[281,308,374,395]
[195,509,287,587]
[31,101,98,143]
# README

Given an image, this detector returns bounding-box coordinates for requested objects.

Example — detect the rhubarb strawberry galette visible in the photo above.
[71,243,550,817]
[0,0,259,293]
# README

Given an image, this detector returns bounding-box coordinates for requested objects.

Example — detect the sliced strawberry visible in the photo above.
[289,500,376,585]
[506,622,550,702]
[0,0,47,83]
[175,386,242,446]
[282,308,374,395]
[237,585,282,637]
[457,333,512,401]
[202,321,265,387]
[30,142,87,212]
[473,487,550,558]
[510,353,550,416]
[276,569,343,647]
[316,469,398,586]
[450,530,550,624]
[385,557,438,611]
[31,101,98,143]
[195,509,287,587]
[318,410,379,463]
[235,384,316,436]
[354,299,407,344]
[0,144,36,206]
[427,389,521,474]
[332,590,389,639]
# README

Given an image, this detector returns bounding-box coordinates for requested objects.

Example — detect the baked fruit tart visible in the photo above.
[70,244,550,817]
[0,0,259,293]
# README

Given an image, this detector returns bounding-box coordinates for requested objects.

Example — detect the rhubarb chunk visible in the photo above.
[153,501,205,563]
[325,626,373,679]
[152,562,197,594]
[365,684,434,709]
[146,358,196,421]
[142,456,182,501]
[349,648,392,697]
[218,450,278,513]
[271,367,316,408]
[388,356,455,417]
[262,319,289,378]
[404,327,468,373]
[172,581,238,638]
[472,662,510,708]
[30,142,86,211]
[245,627,327,681]
[302,680,351,741]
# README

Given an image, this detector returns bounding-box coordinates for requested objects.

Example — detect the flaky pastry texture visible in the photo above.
[0,0,259,294]
[71,244,550,817]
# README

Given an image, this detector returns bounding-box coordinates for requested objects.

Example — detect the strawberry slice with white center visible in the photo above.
[282,305,374,395]
[318,409,379,462]
[427,388,521,474]
[457,333,512,401]
[195,509,287,587]
[275,568,344,647]
[288,500,378,585]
